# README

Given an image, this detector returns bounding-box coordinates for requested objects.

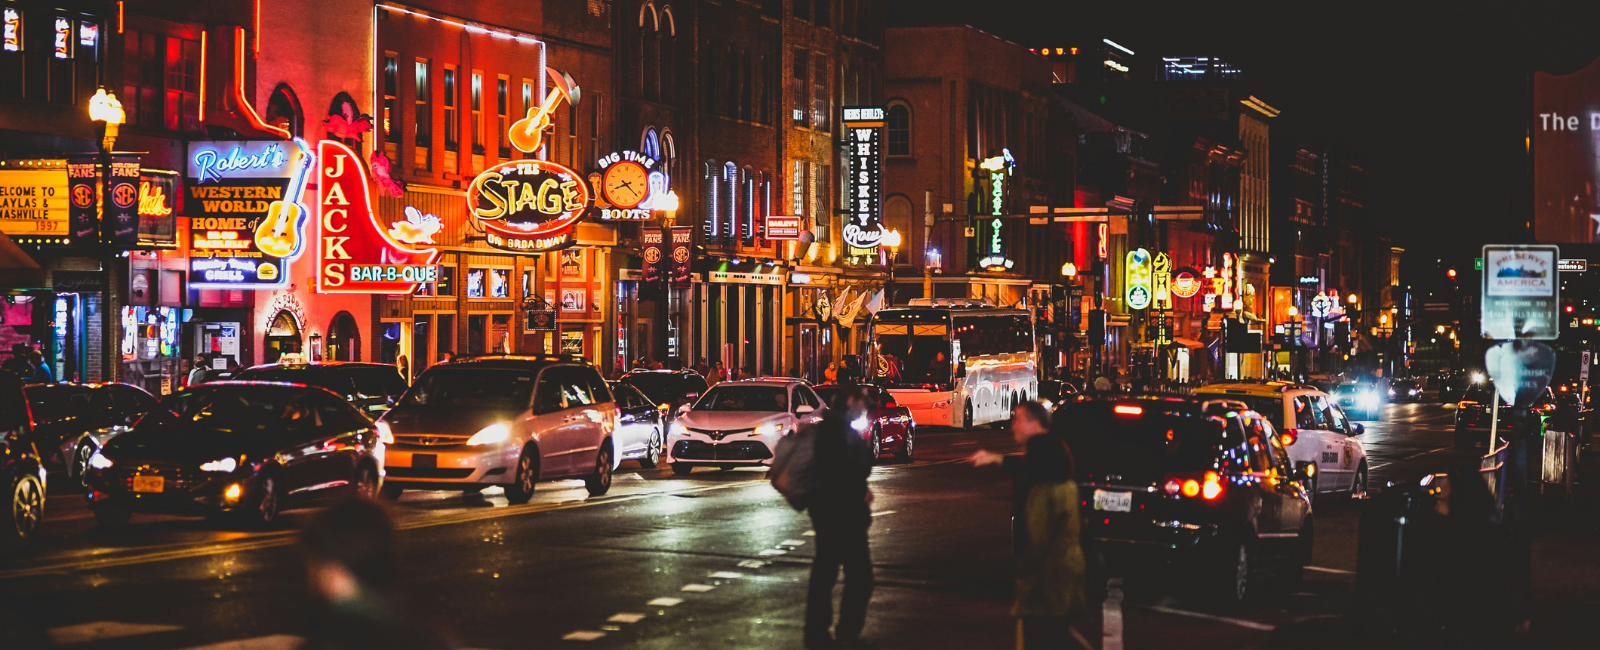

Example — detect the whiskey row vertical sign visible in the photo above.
[841,106,884,262]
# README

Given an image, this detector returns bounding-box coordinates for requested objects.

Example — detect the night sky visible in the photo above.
[886,0,1600,278]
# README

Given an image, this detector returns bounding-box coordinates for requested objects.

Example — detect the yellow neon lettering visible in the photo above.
[322,263,344,287]
[324,236,351,260]
[322,181,348,206]
[323,154,346,180]
[560,180,581,212]
[515,180,539,214]
[322,207,347,233]
[471,173,507,218]
[538,178,562,213]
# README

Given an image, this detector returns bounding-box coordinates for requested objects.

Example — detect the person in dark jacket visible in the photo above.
[300,498,456,650]
[805,386,877,649]
[971,401,1057,554]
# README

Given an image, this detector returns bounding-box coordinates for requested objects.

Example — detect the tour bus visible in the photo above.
[868,299,1037,429]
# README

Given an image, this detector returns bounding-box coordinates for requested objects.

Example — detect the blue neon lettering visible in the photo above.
[193,144,288,183]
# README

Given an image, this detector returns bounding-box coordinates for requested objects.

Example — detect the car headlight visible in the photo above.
[200,457,237,473]
[466,423,511,447]
[1359,391,1379,408]
[1387,388,1396,397]
[669,422,688,437]
[374,421,394,445]
[88,452,113,470]
[754,423,786,437]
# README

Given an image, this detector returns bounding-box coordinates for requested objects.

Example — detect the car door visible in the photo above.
[579,369,615,468]
[1290,394,1332,493]
[1308,395,1349,491]
[302,391,373,496]
[1260,419,1310,565]
[1236,417,1288,549]
[612,385,650,458]
[1327,404,1360,487]
[525,368,573,476]
[275,392,334,496]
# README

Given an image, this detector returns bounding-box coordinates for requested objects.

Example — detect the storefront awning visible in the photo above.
[1172,336,1207,349]
[0,234,47,291]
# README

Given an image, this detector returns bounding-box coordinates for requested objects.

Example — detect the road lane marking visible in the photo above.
[1403,447,1450,460]
[1101,578,1123,650]
[779,539,805,547]
[803,530,815,536]
[737,560,767,568]
[758,548,788,556]
[562,631,606,641]
[1,479,771,580]
[1305,566,1356,575]
[46,621,183,645]
[680,583,715,592]
[708,571,744,579]
[871,510,898,517]
[176,634,303,650]
[1131,604,1277,631]
[647,597,683,607]
[607,613,647,624]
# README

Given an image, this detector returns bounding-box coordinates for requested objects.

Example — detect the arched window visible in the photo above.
[884,195,914,265]
[661,7,676,104]
[641,127,660,159]
[661,130,677,188]
[638,3,658,99]
[703,161,720,239]
[723,162,739,239]
[886,101,911,157]
[266,83,304,138]
[327,311,361,361]
[741,166,755,243]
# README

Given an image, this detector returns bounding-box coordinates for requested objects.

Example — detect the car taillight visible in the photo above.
[1165,471,1223,501]
[1180,479,1200,497]
[1457,400,1479,409]
[1113,404,1142,416]
[1280,429,1298,446]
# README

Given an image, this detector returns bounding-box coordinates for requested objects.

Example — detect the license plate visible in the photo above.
[132,475,164,493]
[412,454,437,469]
[1093,489,1131,512]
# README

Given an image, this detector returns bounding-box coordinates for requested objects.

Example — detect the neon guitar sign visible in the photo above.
[253,138,314,259]
[507,69,580,154]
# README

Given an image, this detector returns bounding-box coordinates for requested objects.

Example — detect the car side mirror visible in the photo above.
[1350,422,1365,435]
[676,404,692,416]
[795,405,815,415]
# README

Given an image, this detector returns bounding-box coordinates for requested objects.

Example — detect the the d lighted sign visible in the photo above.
[467,159,591,253]
[841,106,884,262]
[317,140,441,293]
[1125,248,1152,310]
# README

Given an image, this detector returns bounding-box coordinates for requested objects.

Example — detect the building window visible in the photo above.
[791,52,807,127]
[661,130,677,187]
[661,8,675,104]
[816,0,831,27]
[414,60,430,149]
[442,66,458,152]
[590,92,602,158]
[886,102,910,157]
[812,53,829,132]
[741,167,754,243]
[414,264,455,297]
[382,55,399,143]
[123,29,200,130]
[794,0,810,20]
[567,96,578,167]
[470,72,484,156]
[724,162,739,240]
[815,163,830,238]
[792,160,806,217]
[496,76,510,159]
[466,268,485,298]
[704,161,720,240]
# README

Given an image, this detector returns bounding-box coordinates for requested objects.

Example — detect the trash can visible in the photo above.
[1355,477,1447,641]
[1541,408,1580,493]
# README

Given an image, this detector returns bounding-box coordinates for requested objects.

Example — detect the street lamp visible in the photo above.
[90,88,125,384]
[882,228,902,306]
[1061,262,1076,278]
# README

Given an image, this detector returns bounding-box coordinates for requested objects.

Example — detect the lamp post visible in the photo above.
[89,89,125,384]
[882,228,902,307]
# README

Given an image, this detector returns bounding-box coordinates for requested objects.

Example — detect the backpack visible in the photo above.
[769,423,817,511]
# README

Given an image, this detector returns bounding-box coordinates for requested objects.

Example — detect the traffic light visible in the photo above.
[1088,309,1107,346]
[1447,268,1457,280]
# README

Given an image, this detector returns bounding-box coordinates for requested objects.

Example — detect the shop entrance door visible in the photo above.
[263,312,301,364]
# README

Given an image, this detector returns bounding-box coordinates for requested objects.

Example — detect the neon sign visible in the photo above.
[841,106,884,261]
[468,159,590,253]
[188,141,290,183]
[1152,252,1171,310]
[1125,248,1152,310]
[53,17,70,59]
[1172,267,1201,298]
[317,140,441,293]
[977,149,1015,271]
[137,181,171,217]
[592,150,674,220]
[765,215,803,240]
[2,9,19,53]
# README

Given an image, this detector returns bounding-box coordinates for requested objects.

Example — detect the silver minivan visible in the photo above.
[377,356,619,501]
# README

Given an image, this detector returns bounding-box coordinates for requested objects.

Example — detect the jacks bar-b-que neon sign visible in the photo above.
[316,140,441,293]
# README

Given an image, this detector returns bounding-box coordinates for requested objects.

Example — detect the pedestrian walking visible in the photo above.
[970,401,1056,554]
[299,498,456,650]
[710,361,727,385]
[804,385,877,649]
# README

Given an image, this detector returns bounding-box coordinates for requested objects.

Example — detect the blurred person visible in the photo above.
[2,344,29,377]
[188,355,212,388]
[300,498,455,650]
[1014,410,1086,649]
[804,386,878,649]
[970,401,1059,554]
[26,350,51,383]
[437,351,455,366]
[926,351,950,382]
[692,357,710,376]
[824,360,839,383]
[837,355,864,385]
[710,361,727,385]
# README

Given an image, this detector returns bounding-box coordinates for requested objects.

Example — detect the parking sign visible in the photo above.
[1481,244,1560,340]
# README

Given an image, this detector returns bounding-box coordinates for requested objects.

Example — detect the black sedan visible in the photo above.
[1064,395,1313,604]
[619,369,709,420]
[1,370,44,551]
[1387,379,1424,404]
[21,382,159,480]
[83,382,385,528]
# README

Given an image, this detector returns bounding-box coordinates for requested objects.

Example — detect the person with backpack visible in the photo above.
[773,385,876,649]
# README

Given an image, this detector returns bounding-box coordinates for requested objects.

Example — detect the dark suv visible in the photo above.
[234,361,408,416]
[1062,395,1313,604]
[619,369,709,420]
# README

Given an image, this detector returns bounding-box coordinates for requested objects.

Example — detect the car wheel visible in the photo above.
[719,464,737,471]
[92,505,131,528]
[1216,539,1253,605]
[1304,474,1318,507]
[3,473,44,546]
[1350,461,1368,498]
[380,484,405,500]
[245,475,281,528]
[638,427,662,469]
[671,463,694,476]
[895,427,915,463]
[585,444,613,497]
[505,448,539,504]
[962,401,973,430]
[353,464,379,500]
[870,426,883,459]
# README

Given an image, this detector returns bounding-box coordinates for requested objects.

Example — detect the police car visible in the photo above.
[1195,381,1369,501]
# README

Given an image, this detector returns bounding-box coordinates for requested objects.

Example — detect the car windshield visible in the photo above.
[234,367,333,388]
[1461,384,1552,407]
[25,385,94,423]
[621,374,680,404]
[694,385,788,412]
[874,320,954,387]
[135,386,299,434]
[1057,402,1224,484]
[400,368,536,410]
[1230,396,1284,430]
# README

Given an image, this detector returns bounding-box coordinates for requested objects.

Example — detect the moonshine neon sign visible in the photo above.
[977,149,1016,271]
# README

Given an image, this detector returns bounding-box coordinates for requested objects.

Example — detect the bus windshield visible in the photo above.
[874,321,953,387]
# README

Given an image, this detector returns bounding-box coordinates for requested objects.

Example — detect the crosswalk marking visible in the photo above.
[562,630,606,641]
[177,634,304,650]
[46,621,183,645]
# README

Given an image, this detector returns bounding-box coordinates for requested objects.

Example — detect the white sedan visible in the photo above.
[666,379,825,475]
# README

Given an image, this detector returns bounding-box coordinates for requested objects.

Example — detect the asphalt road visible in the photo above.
[0,401,1515,649]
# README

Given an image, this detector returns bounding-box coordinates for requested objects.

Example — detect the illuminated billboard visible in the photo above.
[1535,59,1600,243]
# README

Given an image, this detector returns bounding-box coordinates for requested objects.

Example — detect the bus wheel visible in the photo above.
[962,401,974,429]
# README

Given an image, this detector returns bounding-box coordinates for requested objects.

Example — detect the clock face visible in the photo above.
[603,161,650,210]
